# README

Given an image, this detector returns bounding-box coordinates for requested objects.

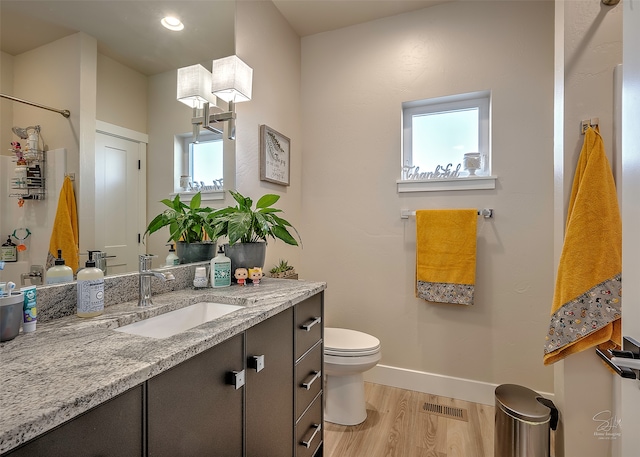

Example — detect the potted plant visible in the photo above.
[144,192,216,264]
[209,190,300,277]
[268,259,297,279]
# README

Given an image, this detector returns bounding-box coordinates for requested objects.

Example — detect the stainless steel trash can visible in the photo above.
[494,384,558,457]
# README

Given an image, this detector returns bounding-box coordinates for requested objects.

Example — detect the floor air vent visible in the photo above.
[422,402,469,422]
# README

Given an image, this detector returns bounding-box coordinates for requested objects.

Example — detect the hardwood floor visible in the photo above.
[324,382,495,457]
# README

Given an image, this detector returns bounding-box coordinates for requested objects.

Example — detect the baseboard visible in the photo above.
[363,364,554,407]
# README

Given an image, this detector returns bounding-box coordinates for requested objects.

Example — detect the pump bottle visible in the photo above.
[210,246,231,288]
[77,251,105,317]
[46,249,74,284]
[165,243,179,266]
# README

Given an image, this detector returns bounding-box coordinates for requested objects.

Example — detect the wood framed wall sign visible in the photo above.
[260,125,290,186]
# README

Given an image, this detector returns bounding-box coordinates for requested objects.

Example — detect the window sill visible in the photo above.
[169,190,225,202]
[397,176,497,193]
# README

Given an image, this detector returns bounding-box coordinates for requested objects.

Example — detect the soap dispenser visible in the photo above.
[46,249,74,284]
[210,246,231,288]
[76,251,105,318]
[165,243,179,266]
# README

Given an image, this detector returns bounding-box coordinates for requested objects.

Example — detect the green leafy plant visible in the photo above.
[144,192,215,243]
[209,190,301,246]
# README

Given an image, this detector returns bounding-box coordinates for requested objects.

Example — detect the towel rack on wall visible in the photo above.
[400,208,494,219]
[1,93,71,118]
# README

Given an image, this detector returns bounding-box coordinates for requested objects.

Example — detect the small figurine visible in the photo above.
[10,141,21,150]
[235,268,248,286]
[249,267,263,286]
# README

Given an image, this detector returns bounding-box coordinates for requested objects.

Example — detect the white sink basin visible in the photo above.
[115,302,243,339]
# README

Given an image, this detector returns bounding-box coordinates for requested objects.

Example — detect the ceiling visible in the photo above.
[271,0,451,37]
[1,0,449,76]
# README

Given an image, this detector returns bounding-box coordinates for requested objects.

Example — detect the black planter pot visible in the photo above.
[176,241,216,264]
[224,242,267,281]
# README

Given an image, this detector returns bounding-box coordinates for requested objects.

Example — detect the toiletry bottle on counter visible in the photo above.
[165,243,179,266]
[21,285,37,333]
[77,251,104,318]
[210,246,231,288]
[46,250,74,284]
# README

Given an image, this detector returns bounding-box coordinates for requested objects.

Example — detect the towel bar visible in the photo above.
[595,336,640,379]
[400,209,493,219]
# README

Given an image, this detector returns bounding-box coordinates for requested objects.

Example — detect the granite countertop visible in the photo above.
[0,278,326,454]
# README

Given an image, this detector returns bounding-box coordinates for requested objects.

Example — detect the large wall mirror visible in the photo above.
[0,1,236,283]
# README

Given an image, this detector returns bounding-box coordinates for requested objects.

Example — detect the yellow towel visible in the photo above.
[416,209,477,305]
[47,176,79,273]
[543,127,621,365]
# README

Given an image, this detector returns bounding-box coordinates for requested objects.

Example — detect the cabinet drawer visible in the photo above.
[295,342,323,420]
[295,293,323,361]
[295,394,323,457]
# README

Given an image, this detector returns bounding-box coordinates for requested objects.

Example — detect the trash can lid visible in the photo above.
[495,384,552,423]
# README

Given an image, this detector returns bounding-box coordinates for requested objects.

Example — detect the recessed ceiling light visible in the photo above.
[161,16,184,31]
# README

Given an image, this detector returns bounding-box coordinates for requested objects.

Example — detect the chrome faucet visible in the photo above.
[138,255,175,307]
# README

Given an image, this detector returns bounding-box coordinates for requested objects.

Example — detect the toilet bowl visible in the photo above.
[324,327,381,426]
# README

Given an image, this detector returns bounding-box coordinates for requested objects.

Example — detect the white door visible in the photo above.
[95,129,146,274]
[619,1,640,455]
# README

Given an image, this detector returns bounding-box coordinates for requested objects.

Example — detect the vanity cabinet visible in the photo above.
[2,291,324,457]
[246,307,294,456]
[147,333,244,457]
[294,293,324,457]
[4,385,143,457]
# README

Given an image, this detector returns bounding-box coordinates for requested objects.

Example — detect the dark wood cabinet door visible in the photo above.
[245,307,294,457]
[5,385,143,457]
[147,333,244,457]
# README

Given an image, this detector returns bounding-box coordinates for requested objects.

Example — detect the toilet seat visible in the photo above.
[324,327,381,357]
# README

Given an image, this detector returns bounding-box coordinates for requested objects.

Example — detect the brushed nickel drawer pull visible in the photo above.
[301,316,321,332]
[301,423,322,448]
[301,370,321,390]
[226,370,245,389]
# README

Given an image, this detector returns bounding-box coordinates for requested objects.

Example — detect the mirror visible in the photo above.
[0,1,236,283]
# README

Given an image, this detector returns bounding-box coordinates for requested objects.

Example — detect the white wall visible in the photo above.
[1,52,14,157]
[0,34,88,281]
[96,54,148,134]
[300,1,555,398]
[554,1,622,456]
[235,1,303,275]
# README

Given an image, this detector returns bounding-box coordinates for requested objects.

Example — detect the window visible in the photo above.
[181,131,224,190]
[399,91,493,192]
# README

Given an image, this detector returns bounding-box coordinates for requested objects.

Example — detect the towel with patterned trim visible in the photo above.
[416,209,477,305]
[543,127,622,365]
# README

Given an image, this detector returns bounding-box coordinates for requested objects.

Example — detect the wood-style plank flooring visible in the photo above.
[324,382,494,457]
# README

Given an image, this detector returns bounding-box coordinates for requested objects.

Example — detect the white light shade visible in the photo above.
[177,64,217,109]
[211,55,253,103]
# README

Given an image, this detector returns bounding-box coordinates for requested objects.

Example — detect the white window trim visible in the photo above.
[171,131,225,202]
[399,90,495,192]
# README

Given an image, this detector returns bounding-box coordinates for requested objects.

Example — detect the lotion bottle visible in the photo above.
[46,249,74,284]
[210,246,231,288]
[165,243,179,266]
[77,251,104,318]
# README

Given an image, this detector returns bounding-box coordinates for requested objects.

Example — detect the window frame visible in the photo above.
[399,91,495,193]
[184,132,224,189]
[172,130,226,202]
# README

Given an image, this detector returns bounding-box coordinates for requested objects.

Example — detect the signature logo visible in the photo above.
[593,410,621,440]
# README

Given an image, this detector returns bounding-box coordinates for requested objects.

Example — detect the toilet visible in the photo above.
[324,327,382,426]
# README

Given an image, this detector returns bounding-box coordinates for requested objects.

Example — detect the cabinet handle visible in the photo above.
[226,370,245,389]
[301,316,321,332]
[301,423,322,448]
[248,355,265,372]
[301,370,321,390]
